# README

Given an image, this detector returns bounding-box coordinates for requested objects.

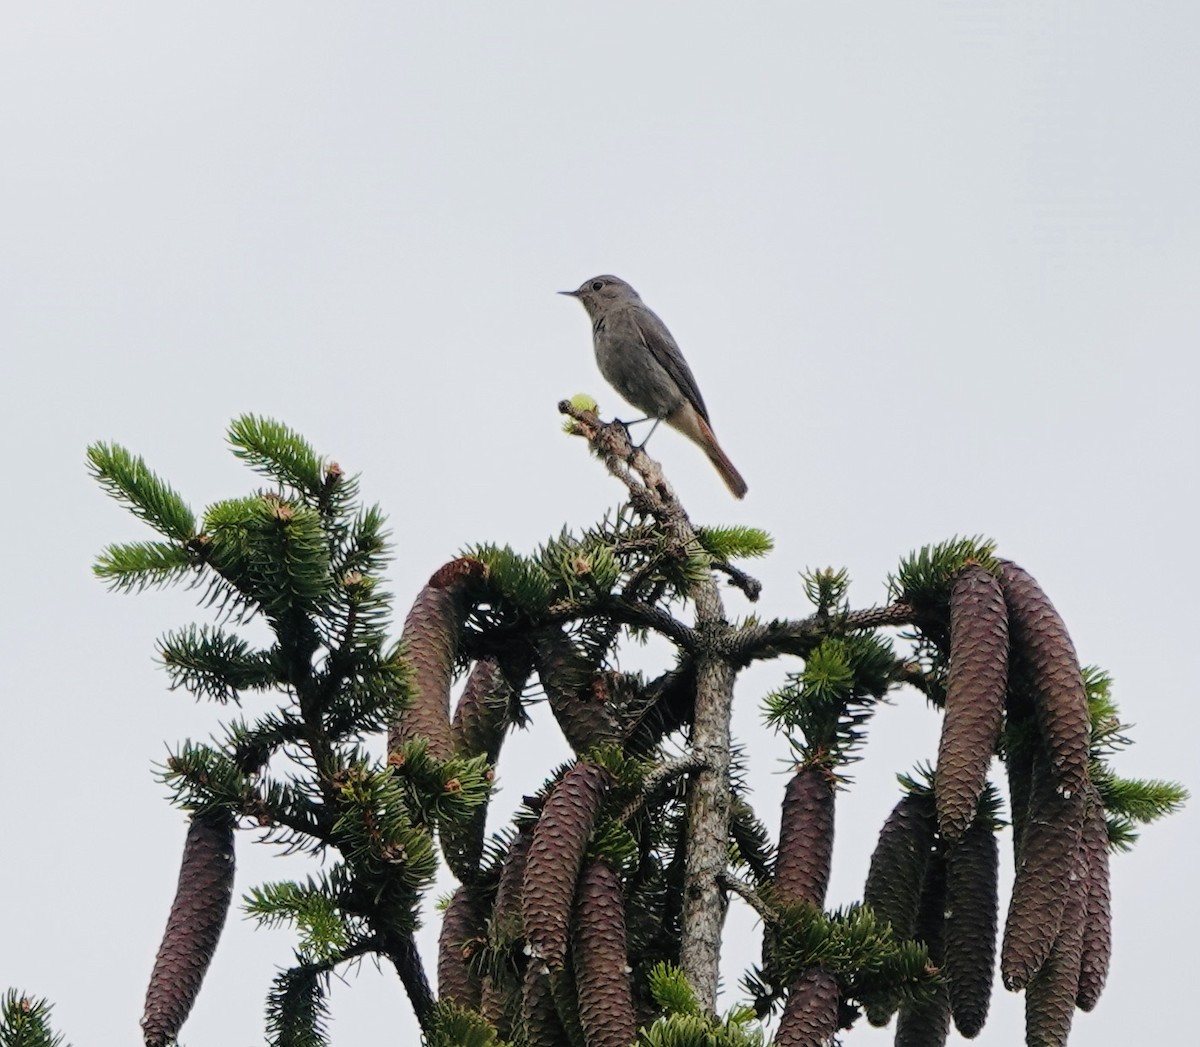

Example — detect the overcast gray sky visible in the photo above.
[2,3,1197,1045]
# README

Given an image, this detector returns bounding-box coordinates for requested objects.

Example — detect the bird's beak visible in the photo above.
[558,289,580,297]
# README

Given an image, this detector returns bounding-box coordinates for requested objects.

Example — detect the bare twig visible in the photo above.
[559,401,666,507]
[892,658,938,696]
[546,594,699,651]
[619,752,708,824]
[713,559,762,601]
[719,871,775,922]
[729,601,917,665]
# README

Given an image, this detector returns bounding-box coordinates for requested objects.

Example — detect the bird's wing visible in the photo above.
[633,311,711,423]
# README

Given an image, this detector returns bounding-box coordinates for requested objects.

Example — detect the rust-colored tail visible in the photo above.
[667,402,748,499]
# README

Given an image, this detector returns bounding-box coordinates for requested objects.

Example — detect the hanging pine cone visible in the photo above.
[441,658,520,881]
[535,629,622,754]
[1075,789,1112,1013]
[437,885,486,1010]
[1001,755,1086,990]
[944,818,999,1038]
[451,657,513,761]
[141,810,236,1047]
[388,557,486,763]
[481,827,535,1039]
[491,825,534,945]
[937,565,1008,841]
[862,791,936,1029]
[1004,681,1038,861]
[523,762,613,970]
[864,792,936,941]
[520,961,570,1047]
[572,860,637,1047]
[998,562,1090,800]
[895,850,950,1047]
[1024,841,1089,1046]
[775,967,840,1047]
[775,763,836,908]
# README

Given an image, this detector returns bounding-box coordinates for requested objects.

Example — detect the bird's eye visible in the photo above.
[591,280,604,292]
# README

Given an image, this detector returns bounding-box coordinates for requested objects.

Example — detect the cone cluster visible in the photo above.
[96,419,1166,1047]
[873,559,1113,1047]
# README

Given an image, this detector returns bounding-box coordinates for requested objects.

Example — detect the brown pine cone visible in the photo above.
[441,658,520,881]
[998,562,1090,800]
[437,885,485,1010]
[864,792,936,942]
[1001,755,1086,990]
[480,827,536,1039]
[937,566,1008,841]
[1075,789,1112,1012]
[944,818,999,1038]
[1004,636,1042,866]
[572,860,637,1047]
[141,810,236,1047]
[520,961,569,1047]
[775,763,836,909]
[389,557,486,763]
[895,851,951,1047]
[774,967,840,1047]
[451,657,513,761]
[534,629,622,755]
[1024,841,1089,1046]
[523,763,613,970]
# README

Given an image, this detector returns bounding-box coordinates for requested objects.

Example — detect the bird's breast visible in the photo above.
[593,327,683,419]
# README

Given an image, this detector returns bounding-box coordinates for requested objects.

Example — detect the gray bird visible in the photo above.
[560,275,748,499]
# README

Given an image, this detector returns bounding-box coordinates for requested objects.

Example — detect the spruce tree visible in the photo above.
[5,408,1184,1047]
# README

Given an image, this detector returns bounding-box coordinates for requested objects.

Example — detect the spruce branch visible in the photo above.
[547,594,699,650]
[387,934,436,1032]
[94,540,196,592]
[157,625,280,703]
[0,991,69,1047]
[86,442,197,542]
[265,961,332,1047]
[728,602,916,666]
[228,415,326,503]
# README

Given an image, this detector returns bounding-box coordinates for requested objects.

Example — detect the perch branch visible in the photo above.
[560,400,734,1013]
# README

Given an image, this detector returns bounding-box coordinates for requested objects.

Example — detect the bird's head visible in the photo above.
[558,275,639,318]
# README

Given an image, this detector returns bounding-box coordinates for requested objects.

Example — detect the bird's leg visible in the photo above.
[620,416,660,450]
